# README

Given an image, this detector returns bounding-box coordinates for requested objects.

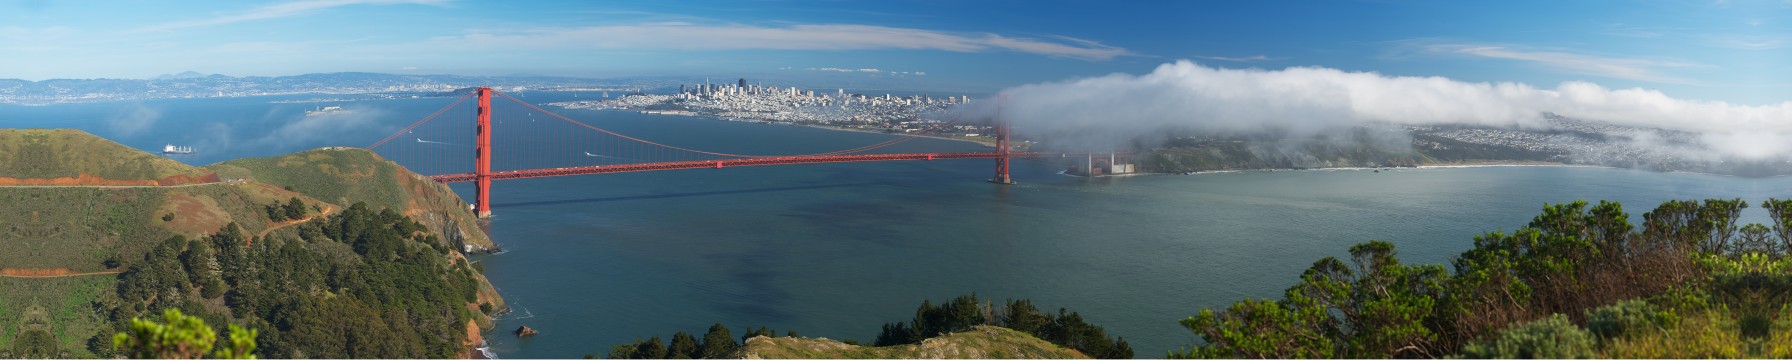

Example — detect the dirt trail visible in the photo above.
[0,268,124,278]
[252,204,336,244]
[0,178,242,188]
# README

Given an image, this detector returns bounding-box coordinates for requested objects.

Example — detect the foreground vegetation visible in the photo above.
[606,294,1130,359]
[738,326,1085,359]
[99,204,488,358]
[1175,198,1792,358]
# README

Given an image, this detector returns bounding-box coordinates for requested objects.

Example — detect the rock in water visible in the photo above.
[515,325,538,337]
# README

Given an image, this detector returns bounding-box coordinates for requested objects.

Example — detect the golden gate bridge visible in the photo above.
[367,87,1123,217]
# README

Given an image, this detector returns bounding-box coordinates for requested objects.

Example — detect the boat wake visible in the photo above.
[583,152,627,160]
[417,139,466,146]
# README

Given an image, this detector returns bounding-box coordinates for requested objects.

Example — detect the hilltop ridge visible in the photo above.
[0,129,217,185]
[207,147,496,252]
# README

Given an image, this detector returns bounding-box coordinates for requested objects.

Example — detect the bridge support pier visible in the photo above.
[475,87,493,218]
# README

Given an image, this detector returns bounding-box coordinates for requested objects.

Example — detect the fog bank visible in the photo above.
[963,60,1792,159]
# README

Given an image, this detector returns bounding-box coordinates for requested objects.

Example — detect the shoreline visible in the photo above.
[797,122,996,148]
[1153,160,1603,176]
[597,108,999,148]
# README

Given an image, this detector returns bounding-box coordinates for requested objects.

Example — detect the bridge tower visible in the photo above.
[989,121,1014,185]
[474,87,493,218]
[989,95,1014,185]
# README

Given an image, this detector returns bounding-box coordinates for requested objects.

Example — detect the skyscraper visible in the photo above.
[738,78,747,89]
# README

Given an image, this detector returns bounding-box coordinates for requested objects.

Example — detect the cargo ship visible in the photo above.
[162,144,195,154]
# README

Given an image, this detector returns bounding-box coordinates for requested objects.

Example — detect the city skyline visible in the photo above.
[4,1,1791,102]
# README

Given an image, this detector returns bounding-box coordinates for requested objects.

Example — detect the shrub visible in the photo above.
[1459,314,1597,359]
[1586,300,1676,340]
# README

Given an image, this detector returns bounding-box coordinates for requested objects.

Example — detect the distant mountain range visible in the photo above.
[0,72,683,105]
[0,71,980,105]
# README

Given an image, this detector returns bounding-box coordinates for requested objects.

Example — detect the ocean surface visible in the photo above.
[1,94,1782,358]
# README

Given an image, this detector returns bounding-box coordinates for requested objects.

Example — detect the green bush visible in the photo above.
[112,309,257,359]
[1460,314,1597,359]
[1586,300,1676,340]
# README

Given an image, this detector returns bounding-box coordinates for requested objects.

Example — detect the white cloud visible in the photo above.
[965,60,1792,159]
[1191,55,1274,62]
[1428,44,1701,84]
[1705,35,1790,50]
[424,23,1132,61]
[807,67,925,76]
[133,0,448,33]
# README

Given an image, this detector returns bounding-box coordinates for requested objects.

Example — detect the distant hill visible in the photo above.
[734,326,1087,359]
[0,129,502,358]
[0,72,637,105]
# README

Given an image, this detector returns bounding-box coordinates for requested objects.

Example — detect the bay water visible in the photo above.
[1,95,1779,357]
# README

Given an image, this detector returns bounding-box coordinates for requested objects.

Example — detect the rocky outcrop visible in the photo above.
[514,326,538,337]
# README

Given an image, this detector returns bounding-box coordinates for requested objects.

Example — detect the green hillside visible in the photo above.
[0,130,503,358]
[0,129,212,183]
[208,148,496,251]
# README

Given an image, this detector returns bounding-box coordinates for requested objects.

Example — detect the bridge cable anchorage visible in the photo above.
[492,90,966,158]
[367,91,477,150]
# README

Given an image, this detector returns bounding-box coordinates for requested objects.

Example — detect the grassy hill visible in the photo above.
[734,326,1087,359]
[0,130,502,358]
[0,129,214,184]
[208,148,495,251]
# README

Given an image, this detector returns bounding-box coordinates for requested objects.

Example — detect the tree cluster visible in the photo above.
[875,294,1132,359]
[108,202,484,358]
[607,294,1130,359]
[607,323,771,359]
[263,197,308,222]
[1174,198,1792,358]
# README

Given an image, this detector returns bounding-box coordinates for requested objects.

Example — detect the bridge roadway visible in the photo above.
[429,151,1059,183]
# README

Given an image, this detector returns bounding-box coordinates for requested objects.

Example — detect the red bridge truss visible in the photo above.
[367,87,1119,217]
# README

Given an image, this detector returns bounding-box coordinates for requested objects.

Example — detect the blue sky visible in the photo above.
[2,0,1789,102]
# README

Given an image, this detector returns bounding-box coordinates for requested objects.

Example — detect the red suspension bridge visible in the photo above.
[367,87,1116,217]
